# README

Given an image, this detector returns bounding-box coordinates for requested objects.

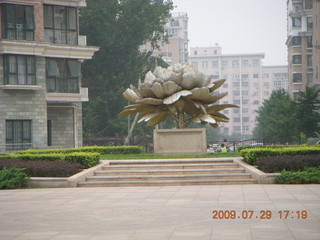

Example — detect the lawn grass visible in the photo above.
[100,152,241,160]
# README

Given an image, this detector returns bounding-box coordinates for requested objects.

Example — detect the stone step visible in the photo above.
[77,179,258,187]
[102,163,239,171]
[108,159,234,166]
[95,168,245,176]
[85,173,253,182]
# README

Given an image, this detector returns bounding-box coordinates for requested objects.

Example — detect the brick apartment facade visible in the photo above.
[0,0,98,151]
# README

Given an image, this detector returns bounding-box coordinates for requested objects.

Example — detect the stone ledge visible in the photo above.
[234,158,280,184]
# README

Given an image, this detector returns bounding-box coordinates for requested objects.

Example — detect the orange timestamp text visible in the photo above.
[212,210,308,220]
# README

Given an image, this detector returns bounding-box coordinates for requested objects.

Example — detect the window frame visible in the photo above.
[44,5,78,45]
[6,120,32,146]
[2,4,35,41]
[3,55,36,85]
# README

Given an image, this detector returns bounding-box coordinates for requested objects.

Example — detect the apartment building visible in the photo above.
[140,12,189,65]
[0,0,99,151]
[189,46,288,137]
[286,0,320,98]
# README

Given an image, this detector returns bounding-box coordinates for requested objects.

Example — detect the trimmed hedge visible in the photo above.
[275,167,320,184]
[0,159,81,177]
[258,154,320,173]
[240,146,320,165]
[237,144,292,152]
[2,152,100,169]
[16,146,145,155]
[0,167,29,189]
[64,152,100,168]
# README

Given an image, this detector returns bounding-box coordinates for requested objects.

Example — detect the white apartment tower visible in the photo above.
[189,46,288,137]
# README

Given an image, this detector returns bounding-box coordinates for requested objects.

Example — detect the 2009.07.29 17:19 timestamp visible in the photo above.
[212,210,308,220]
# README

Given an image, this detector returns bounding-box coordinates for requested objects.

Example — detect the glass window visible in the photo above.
[233,117,240,122]
[44,5,78,45]
[6,120,32,149]
[307,36,313,48]
[233,126,241,132]
[241,82,249,87]
[46,58,80,93]
[305,0,313,10]
[202,61,208,69]
[4,55,36,85]
[307,17,313,31]
[242,60,248,67]
[233,82,240,87]
[292,17,301,27]
[253,74,259,78]
[252,59,259,66]
[293,73,302,83]
[307,55,313,67]
[221,60,228,68]
[307,73,313,85]
[292,36,301,46]
[292,55,302,64]
[212,61,218,68]
[232,60,239,68]
[241,74,249,79]
[2,4,35,40]
[242,117,249,122]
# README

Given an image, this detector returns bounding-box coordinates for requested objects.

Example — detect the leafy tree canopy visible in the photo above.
[80,0,173,138]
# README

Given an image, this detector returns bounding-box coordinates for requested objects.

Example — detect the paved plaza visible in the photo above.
[0,184,320,240]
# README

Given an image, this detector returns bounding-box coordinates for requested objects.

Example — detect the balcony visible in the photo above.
[0,84,42,91]
[43,0,87,7]
[46,87,88,102]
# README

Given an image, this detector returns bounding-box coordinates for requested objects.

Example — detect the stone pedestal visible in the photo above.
[153,128,207,156]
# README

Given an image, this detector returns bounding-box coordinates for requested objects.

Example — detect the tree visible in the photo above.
[80,0,173,138]
[295,86,320,138]
[253,89,297,144]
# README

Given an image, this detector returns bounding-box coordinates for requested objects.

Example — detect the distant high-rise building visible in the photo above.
[286,0,320,98]
[189,46,288,137]
[140,12,189,65]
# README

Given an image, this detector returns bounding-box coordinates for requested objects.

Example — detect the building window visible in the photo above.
[232,60,239,68]
[307,17,313,31]
[292,17,301,27]
[292,36,301,46]
[223,83,228,88]
[6,120,32,148]
[242,91,249,96]
[233,100,240,105]
[193,50,197,55]
[202,61,208,68]
[253,100,259,105]
[233,108,240,114]
[212,61,218,68]
[2,4,35,40]
[44,5,78,45]
[307,36,313,48]
[252,59,260,66]
[221,60,228,68]
[233,82,240,87]
[233,126,241,132]
[233,117,240,122]
[307,55,313,68]
[242,108,248,113]
[170,20,179,27]
[293,73,302,83]
[233,91,240,97]
[46,58,80,93]
[233,74,240,80]
[212,74,219,80]
[241,74,249,79]
[253,74,259,78]
[241,82,249,87]
[307,73,313,85]
[242,99,249,104]
[292,55,302,65]
[3,55,36,85]
[304,0,313,10]
[263,82,269,87]
[242,60,248,67]
[191,61,198,67]
[242,117,249,122]
[262,73,269,78]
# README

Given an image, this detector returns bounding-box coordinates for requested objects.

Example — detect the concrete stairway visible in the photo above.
[77,158,258,187]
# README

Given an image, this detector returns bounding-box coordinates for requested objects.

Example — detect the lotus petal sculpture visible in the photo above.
[120,64,239,129]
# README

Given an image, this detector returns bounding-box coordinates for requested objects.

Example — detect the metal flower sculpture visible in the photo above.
[120,64,239,129]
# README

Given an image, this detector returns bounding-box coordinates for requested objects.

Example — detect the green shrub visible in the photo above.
[0,167,29,189]
[240,146,320,165]
[275,167,320,184]
[258,154,320,173]
[0,159,81,177]
[9,153,64,162]
[64,152,100,168]
[17,145,145,155]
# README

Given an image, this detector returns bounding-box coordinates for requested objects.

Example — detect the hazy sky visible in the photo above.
[171,0,288,66]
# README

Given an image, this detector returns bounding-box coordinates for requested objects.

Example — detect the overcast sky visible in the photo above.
[171,0,288,66]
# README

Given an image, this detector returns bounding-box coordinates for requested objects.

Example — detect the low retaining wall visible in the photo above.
[233,158,280,184]
[29,161,108,188]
